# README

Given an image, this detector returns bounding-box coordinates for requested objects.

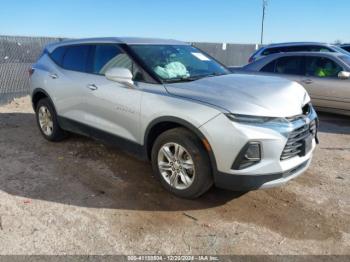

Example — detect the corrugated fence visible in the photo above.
[0,36,62,103]
[192,42,259,67]
[0,35,258,103]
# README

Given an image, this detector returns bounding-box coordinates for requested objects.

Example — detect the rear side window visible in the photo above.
[262,47,280,56]
[274,56,303,75]
[307,45,333,52]
[261,46,301,55]
[50,46,67,66]
[62,45,91,72]
[262,45,333,56]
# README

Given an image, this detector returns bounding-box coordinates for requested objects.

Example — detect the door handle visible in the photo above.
[87,84,98,91]
[49,73,58,79]
[302,79,313,84]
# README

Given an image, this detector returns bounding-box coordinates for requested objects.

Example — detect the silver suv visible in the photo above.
[249,42,349,63]
[30,37,318,198]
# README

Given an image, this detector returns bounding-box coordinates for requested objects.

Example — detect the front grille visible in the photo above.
[281,120,316,161]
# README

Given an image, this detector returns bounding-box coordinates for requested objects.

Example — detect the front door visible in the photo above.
[81,44,143,143]
[301,56,350,111]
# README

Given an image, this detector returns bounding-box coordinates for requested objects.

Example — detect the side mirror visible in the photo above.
[338,71,350,80]
[105,67,135,88]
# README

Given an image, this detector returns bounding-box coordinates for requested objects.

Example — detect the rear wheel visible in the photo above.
[35,98,67,142]
[151,128,213,199]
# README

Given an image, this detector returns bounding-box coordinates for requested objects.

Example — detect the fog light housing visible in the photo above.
[232,142,261,170]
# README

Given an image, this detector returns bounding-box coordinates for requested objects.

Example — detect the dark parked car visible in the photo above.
[340,44,350,53]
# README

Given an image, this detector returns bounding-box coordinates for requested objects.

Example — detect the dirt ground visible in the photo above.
[0,96,349,255]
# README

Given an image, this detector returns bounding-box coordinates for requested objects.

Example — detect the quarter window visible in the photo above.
[305,56,342,78]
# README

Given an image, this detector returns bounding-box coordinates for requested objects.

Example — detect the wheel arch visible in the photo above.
[32,88,55,112]
[144,116,218,173]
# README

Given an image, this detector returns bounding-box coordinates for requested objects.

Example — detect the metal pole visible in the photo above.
[260,0,268,45]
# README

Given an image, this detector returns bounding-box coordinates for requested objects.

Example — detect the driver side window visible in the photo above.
[92,44,143,80]
[305,56,342,78]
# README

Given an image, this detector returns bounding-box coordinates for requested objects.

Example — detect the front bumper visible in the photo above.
[199,108,318,190]
[215,155,312,191]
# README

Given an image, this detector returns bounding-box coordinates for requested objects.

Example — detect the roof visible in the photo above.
[245,51,350,71]
[264,42,331,48]
[45,37,189,52]
[260,51,347,59]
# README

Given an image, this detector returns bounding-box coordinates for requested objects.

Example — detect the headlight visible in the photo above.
[225,113,288,124]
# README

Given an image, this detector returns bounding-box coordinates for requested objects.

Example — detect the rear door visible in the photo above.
[47,44,95,124]
[301,55,350,110]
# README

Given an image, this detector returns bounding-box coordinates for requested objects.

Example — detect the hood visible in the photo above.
[164,74,309,117]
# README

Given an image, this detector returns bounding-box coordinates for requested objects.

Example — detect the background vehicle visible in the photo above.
[340,44,350,53]
[248,42,350,63]
[30,37,317,198]
[240,52,350,115]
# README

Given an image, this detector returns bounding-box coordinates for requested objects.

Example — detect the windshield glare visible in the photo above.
[129,45,229,82]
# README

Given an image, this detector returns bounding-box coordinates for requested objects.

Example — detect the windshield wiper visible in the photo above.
[203,72,227,78]
[163,76,203,83]
[163,72,227,83]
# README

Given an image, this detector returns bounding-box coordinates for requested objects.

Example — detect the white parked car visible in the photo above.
[29,37,318,198]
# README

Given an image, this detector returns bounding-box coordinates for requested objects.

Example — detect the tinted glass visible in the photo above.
[50,46,67,66]
[262,47,280,56]
[305,56,343,78]
[62,45,91,72]
[341,46,350,52]
[332,45,350,55]
[92,45,130,74]
[307,45,333,52]
[129,45,229,82]
[275,56,303,75]
[262,45,333,56]
[282,46,306,52]
[261,60,275,72]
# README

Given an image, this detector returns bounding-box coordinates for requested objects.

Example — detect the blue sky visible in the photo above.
[0,0,349,44]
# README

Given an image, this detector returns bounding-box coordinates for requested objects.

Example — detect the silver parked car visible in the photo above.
[241,52,350,116]
[249,42,349,63]
[29,37,318,198]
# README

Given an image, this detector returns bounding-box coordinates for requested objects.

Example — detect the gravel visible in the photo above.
[0,96,349,255]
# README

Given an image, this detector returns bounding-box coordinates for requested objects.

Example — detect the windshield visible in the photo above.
[129,45,229,83]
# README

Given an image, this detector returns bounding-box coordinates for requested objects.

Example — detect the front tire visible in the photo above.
[35,98,67,142]
[151,128,213,199]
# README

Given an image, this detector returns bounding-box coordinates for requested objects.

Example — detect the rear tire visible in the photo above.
[151,128,213,199]
[35,98,67,142]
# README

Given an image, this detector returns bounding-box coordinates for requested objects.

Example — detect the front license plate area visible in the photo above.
[301,135,313,156]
